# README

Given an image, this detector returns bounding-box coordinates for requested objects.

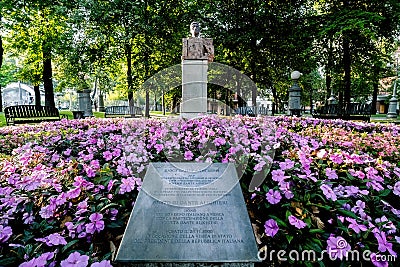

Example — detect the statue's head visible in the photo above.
[190,21,200,37]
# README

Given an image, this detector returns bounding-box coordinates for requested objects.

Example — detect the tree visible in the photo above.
[3,0,75,107]
[201,0,317,111]
[314,0,400,110]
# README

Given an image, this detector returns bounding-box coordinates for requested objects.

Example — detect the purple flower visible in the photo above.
[264,219,279,237]
[279,181,294,199]
[254,160,266,172]
[90,260,113,267]
[279,159,295,170]
[266,189,282,205]
[47,233,67,246]
[0,225,12,243]
[326,236,351,260]
[271,169,288,183]
[370,253,388,267]
[288,215,307,229]
[320,184,337,201]
[374,231,397,256]
[60,252,89,267]
[351,200,365,214]
[345,217,367,234]
[66,187,81,199]
[393,181,400,196]
[325,168,338,179]
[86,213,105,234]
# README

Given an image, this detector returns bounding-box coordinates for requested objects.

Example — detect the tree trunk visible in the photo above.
[34,85,41,107]
[343,36,351,105]
[126,43,134,106]
[271,85,277,116]
[0,34,3,69]
[326,39,333,101]
[43,41,55,107]
[0,85,2,112]
[162,87,165,115]
[144,0,150,118]
[371,66,379,115]
[0,32,3,112]
[250,47,257,107]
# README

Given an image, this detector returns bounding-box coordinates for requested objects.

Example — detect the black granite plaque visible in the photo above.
[115,162,259,263]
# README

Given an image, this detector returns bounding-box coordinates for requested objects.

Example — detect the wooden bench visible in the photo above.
[104,106,143,118]
[235,106,268,116]
[312,103,372,122]
[4,105,68,126]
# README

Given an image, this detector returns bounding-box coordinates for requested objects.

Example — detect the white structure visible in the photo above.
[2,82,43,107]
[181,60,209,118]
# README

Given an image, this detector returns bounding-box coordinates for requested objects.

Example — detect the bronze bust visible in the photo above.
[182,22,214,62]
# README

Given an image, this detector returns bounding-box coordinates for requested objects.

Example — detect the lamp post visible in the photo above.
[288,71,302,116]
[387,53,399,119]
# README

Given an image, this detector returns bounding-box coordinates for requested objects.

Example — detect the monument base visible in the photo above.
[115,163,260,265]
[181,60,208,119]
[116,263,254,267]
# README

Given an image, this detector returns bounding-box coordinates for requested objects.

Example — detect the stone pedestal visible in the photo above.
[115,163,260,266]
[77,89,93,117]
[117,263,254,267]
[181,60,208,119]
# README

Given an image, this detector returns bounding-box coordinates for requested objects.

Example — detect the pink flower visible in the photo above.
[154,143,164,153]
[103,151,113,161]
[119,177,136,194]
[213,137,226,146]
[184,150,194,160]
[288,215,307,229]
[60,252,89,267]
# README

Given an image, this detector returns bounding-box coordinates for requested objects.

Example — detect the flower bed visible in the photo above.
[0,116,399,266]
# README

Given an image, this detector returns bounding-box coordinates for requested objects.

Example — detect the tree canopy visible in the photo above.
[1,0,400,111]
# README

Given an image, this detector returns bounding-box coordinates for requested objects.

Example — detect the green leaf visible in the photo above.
[337,209,357,219]
[309,229,325,234]
[378,189,391,197]
[286,235,294,244]
[0,257,18,266]
[61,240,80,253]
